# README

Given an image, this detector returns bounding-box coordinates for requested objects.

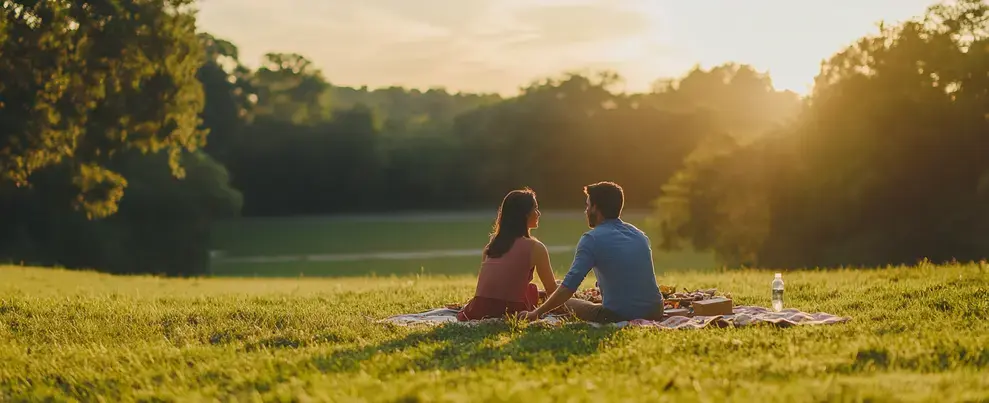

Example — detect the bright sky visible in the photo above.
[196,0,939,96]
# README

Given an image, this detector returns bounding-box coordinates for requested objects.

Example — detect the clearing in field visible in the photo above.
[208,212,716,277]
[1,263,987,402]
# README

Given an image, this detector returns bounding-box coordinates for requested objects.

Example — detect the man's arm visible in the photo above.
[526,233,595,319]
[530,284,576,318]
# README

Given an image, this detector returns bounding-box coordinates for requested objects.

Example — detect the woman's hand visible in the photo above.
[518,311,540,322]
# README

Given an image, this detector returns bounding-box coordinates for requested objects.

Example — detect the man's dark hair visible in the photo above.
[584,181,624,219]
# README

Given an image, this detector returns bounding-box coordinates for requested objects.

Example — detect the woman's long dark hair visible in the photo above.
[484,188,537,258]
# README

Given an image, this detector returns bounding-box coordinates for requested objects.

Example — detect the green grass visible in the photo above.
[209,213,717,277]
[3,263,988,401]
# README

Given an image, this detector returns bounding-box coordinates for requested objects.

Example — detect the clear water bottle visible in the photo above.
[772,273,784,312]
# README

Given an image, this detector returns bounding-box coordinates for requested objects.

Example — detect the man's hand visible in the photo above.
[529,284,577,319]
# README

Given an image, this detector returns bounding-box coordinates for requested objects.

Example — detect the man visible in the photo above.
[522,182,664,323]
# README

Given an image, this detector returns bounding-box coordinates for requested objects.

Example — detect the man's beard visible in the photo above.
[586,212,597,228]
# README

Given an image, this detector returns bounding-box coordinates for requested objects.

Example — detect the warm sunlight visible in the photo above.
[196,0,939,95]
[7,0,989,400]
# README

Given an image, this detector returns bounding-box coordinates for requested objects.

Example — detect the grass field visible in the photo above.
[2,263,988,401]
[209,212,717,277]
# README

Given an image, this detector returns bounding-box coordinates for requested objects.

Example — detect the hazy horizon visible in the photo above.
[196,0,938,96]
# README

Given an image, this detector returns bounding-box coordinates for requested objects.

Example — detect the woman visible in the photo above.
[458,188,559,321]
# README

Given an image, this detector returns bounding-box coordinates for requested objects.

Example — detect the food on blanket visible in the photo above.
[578,285,729,311]
[662,287,731,311]
[574,287,603,303]
[691,297,734,316]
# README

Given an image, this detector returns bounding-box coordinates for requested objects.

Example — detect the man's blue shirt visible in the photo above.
[561,218,663,319]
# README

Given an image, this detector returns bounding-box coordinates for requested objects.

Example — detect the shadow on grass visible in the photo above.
[311,322,620,373]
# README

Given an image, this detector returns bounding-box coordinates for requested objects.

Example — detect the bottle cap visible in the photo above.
[774,273,782,278]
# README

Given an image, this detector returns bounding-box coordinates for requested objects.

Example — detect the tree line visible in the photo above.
[1,0,986,275]
[650,0,989,269]
[200,48,797,215]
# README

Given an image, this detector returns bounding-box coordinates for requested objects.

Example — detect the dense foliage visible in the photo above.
[0,0,238,275]
[0,0,206,218]
[207,59,794,214]
[651,0,989,268]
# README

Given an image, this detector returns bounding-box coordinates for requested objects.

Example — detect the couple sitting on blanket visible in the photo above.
[457,181,665,323]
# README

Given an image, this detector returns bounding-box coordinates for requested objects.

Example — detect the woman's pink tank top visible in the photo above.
[474,238,535,303]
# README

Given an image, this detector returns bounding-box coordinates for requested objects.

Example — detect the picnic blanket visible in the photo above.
[377,305,850,329]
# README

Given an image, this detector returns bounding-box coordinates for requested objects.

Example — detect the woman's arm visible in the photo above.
[523,233,595,321]
[531,240,558,295]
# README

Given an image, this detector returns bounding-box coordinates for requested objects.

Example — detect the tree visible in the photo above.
[197,33,255,164]
[0,150,243,276]
[644,63,801,139]
[0,0,205,218]
[252,53,329,124]
[106,150,242,276]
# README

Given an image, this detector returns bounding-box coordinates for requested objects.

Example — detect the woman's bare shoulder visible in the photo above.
[525,237,548,251]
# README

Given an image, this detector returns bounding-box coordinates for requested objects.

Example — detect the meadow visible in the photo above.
[208,211,716,277]
[2,262,988,402]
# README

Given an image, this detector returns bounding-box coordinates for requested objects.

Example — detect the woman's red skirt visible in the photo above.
[457,283,540,321]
